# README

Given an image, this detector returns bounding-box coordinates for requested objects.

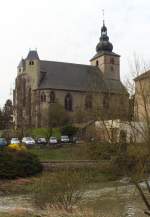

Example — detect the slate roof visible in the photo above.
[37,60,127,94]
[26,50,39,60]
[18,58,25,68]
[105,79,128,94]
[90,51,120,61]
[134,70,150,81]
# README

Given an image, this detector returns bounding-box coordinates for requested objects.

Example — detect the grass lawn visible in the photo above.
[28,143,88,161]
[0,168,115,196]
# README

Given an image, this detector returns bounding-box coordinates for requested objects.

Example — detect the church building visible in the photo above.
[13,21,129,128]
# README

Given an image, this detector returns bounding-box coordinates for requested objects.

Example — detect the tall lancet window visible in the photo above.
[49,91,55,103]
[85,95,93,110]
[65,93,73,111]
[103,93,109,109]
[41,92,46,102]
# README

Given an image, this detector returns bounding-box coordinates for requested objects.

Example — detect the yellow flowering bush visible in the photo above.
[8,144,27,152]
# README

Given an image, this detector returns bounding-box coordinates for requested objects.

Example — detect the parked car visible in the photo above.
[49,136,58,145]
[22,137,35,146]
[0,138,7,147]
[36,137,47,145]
[61,135,69,143]
[69,136,78,144]
[10,138,20,144]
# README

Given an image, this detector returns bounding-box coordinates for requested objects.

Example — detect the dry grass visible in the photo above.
[0,209,34,217]
[43,206,118,217]
[0,206,121,217]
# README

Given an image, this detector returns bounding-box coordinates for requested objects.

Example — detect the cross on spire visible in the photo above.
[102,9,105,25]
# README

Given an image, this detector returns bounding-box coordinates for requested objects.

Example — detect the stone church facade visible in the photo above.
[13,22,129,128]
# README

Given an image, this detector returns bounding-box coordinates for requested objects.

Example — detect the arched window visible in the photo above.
[49,91,55,103]
[96,60,99,66]
[29,61,34,65]
[41,94,44,102]
[43,94,46,102]
[103,94,109,109]
[41,93,46,102]
[65,93,73,111]
[85,95,92,110]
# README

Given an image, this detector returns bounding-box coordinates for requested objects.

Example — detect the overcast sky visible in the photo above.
[0,0,150,106]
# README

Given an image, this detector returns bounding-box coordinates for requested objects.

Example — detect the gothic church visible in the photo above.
[13,21,129,128]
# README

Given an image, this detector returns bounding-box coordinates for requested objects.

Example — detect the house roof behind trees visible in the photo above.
[134,70,150,81]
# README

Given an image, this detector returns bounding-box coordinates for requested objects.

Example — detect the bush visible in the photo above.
[0,149,42,179]
[87,142,117,160]
[61,124,78,137]
[8,144,27,152]
[33,169,85,211]
[111,143,149,178]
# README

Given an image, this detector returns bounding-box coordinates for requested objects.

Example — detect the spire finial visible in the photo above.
[102,9,105,25]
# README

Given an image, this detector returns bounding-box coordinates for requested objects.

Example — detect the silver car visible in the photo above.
[61,135,69,143]
[49,136,58,144]
[22,137,35,145]
[10,138,20,144]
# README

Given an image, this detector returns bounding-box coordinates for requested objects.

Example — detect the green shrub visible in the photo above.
[87,142,117,160]
[61,124,78,137]
[0,149,42,179]
[26,128,52,139]
[111,144,149,178]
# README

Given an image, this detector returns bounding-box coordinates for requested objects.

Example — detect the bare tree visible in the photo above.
[123,56,150,216]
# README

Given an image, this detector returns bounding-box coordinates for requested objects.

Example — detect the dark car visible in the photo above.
[0,138,7,147]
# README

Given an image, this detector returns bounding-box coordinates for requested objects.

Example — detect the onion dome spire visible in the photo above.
[96,19,113,53]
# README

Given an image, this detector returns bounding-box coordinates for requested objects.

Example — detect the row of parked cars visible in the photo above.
[0,135,71,147]
[22,135,70,145]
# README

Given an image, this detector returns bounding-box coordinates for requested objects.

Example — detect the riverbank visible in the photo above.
[0,183,146,217]
[0,172,146,217]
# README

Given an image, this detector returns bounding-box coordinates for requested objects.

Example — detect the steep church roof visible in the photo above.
[37,60,127,94]
[105,79,128,94]
[38,60,106,92]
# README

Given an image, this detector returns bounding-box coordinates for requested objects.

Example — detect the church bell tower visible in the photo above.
[90,20,120,80]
